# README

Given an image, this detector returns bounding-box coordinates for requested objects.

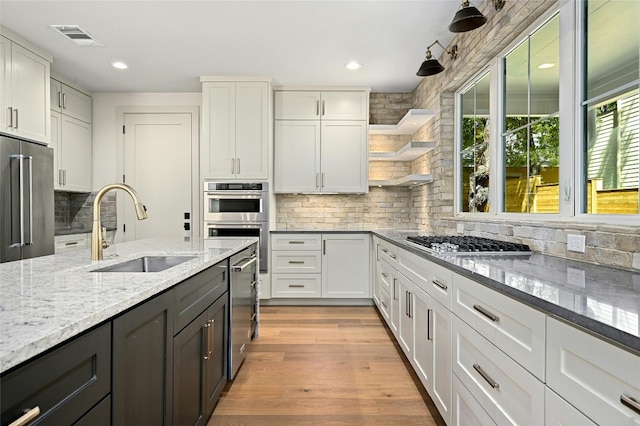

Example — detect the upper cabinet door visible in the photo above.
[201,82,236,179]
[0,36,10,133]
[61,84,92,123]
[274,120,320,193]
[9,42,50,144]
[235,82,269,180]
[320,91,368,121]
[320,121,368,193]
[274,91,321,120]
[50,78,62,113]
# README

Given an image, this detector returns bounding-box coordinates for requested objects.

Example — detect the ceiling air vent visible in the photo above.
[50,25,103,46]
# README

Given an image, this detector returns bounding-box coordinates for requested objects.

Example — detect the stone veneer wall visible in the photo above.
[54,192,117,231]
[409,0,640,270]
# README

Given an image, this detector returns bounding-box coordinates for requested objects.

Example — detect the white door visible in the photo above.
[320,121,368,193]
[274,120,320,193]
[321,234,371,298]
[123,113,192,241]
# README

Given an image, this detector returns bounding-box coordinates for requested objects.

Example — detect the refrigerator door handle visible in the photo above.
[25,155,34,246]
[9,154,25,248]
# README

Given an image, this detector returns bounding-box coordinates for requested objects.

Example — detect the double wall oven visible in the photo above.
[203,182,269,272]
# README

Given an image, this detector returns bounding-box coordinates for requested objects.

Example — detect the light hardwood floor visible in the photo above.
[208,306,445,426]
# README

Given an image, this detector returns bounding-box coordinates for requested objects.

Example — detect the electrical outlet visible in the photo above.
[567,234,586,253]
[457,224,464,234]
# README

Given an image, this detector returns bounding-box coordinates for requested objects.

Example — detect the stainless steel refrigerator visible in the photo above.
[0,135,54,263]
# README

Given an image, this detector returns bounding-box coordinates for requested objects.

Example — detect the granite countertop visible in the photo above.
[374,230,640,354]
[0,237,258,373]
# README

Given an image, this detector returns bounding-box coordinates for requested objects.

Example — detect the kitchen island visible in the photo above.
[0,236,257,373]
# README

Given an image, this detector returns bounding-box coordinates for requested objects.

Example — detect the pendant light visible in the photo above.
[449,0,506,33]
[416,41,458,77]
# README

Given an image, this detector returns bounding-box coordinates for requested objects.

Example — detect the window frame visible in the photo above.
[454,0,640,226]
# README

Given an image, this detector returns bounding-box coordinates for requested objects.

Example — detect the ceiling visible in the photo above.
[0,0,463,94]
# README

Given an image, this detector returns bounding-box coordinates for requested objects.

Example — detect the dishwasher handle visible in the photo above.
[231,255,257,272]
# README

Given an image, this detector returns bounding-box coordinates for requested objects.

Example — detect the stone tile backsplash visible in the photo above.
[54,191,117,231]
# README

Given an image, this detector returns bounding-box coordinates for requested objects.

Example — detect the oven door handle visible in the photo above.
[231,255,257,272]
[205,223,263,229]
[205,192,263,199]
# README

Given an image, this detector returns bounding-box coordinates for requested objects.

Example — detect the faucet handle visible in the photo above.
[101,227,110,249]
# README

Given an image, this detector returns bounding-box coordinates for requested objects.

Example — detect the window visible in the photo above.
[503,14,560,214]
[460,72,490,213]
[582,0,640,215]
[455,0,639,223]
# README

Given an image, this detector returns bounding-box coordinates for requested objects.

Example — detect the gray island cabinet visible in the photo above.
[0,237,250,426]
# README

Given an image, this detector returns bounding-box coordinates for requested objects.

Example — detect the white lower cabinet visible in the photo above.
[54,233,89,253]
[452,315,545,425]
[271,233,370,299]
[452,374,497,426]
[546,317,640,426]
[545,387,596,426]
[397,272,414,357]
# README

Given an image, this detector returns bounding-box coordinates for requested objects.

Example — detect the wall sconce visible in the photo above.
[416,40,459,77]
[449,0,506,33]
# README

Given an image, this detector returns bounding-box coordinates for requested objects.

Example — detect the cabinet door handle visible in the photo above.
[405,291,410,317]
[322,100,325,116]
[65,241,79,246]
[473,304,500,322]
[621,395,640,414]
[323,240,326,255]
[393,278,398,300]
[231,158,235,174]
[381,301,388,309]
[288,284,305,288]
[58,91,63,108]
[316,100,320,116]
[433,279,448,290]
[427,308,433,340]
[381,248,388,253]
[389,254,397,260]
[203,322,211,360]
[62,93,67,109]
[14,108,18,129]
[288,260,305,264]
[321,172,325,188]
[236,158,240,174]
[63,169,67,186]
[381,272,388,278]
[58,169,63,185]
[7,107,13,128]
[315,173,320,189]
[473,363,499,389]
[9,406,41,426]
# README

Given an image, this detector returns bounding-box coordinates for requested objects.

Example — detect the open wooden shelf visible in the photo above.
[369,141,436,161]
[369,109,435,135]
[369,174,433,188]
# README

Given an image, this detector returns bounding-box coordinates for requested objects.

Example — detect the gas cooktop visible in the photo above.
[406,235,532,255]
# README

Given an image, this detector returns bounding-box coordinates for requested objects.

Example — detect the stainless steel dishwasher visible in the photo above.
[229,243,257,379]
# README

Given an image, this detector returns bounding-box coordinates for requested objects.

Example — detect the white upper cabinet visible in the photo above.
[274,88,369,193]
[1,34,51,144]
[50,78,92,123]
[201,80,270,180]
[275,91,368,121]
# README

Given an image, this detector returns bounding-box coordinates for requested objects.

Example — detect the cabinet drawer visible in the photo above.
[376,240,397,266]
[429,261,453,309]
[546,317,640,425]
[1,323,111,426]
[377,287,391,322]
[272,274,321,298]
[397,247,429,289]
[174,260,228,334]
[452,316,544,426]
[377,260,392,294]
[452,374,497,426]
[272,251,321,273]
[453,274,546,380]
[54,233,88,253]
[545,387,596,426]
[271,233,322,251]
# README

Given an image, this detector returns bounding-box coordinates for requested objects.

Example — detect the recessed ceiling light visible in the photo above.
[345,61,362,70]
[112,61,128,70]
[538,63,555,69]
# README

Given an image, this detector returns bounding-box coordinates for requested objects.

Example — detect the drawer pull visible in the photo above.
[621,394,640,414]
[64,241,79,246]
[288,241,305,244]
[389,254,397,259]
[9,406,40,426]
[473,363,499,389]
[288,260,305,264]
[382,272,389,278]
[381,248,388,253]
[473,304,500,322]
[288,284,305,288]
[433,279,447,290]
[381,301,388,309]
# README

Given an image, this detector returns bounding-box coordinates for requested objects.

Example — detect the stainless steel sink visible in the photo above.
[91,256,196,273]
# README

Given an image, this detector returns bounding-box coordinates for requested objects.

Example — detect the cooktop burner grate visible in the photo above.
[406,235,531,255]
